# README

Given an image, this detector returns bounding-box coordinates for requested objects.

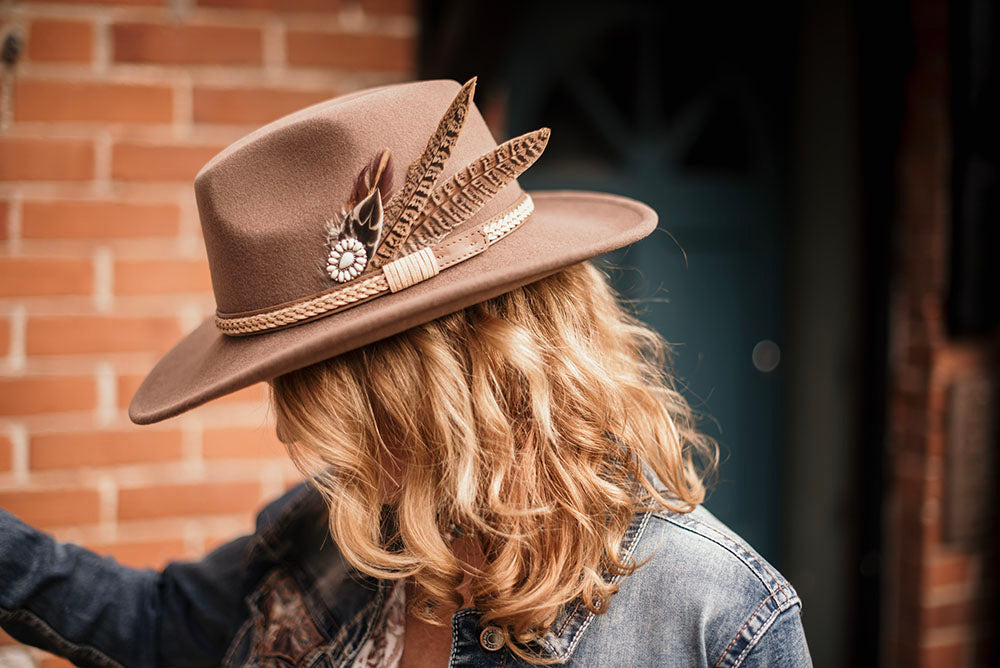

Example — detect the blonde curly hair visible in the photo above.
[269,260,717,663]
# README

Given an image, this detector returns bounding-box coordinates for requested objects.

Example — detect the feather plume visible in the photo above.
[401,127,550,252]
[350,148,393,210]
[369,77,477,269]
[326,148,393,259]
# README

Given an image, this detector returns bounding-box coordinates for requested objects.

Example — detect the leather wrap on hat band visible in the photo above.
[214,194,534,336]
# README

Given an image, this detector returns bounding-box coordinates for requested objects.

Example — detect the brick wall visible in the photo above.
[0,0,415,664]
[882,0,998,666]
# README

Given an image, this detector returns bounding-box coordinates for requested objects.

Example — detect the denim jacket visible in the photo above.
[0,480,811,667]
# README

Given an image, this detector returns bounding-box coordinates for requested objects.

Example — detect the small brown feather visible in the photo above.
[373,151,393,207]
[326,149,393,262]
[369,77,477,270]
[349,149,393,210]
[401,127,550,252]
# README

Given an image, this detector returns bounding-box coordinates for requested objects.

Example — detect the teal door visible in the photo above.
[498,3,793,562]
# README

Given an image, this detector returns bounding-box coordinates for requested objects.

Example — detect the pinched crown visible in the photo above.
[210,78,550,337]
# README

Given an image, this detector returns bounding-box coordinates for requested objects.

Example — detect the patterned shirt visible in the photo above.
[351,579,406,668]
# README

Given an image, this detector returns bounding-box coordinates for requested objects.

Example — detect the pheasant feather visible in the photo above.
[324,149,393,282]
[369,77,477,270]
[350,149,393,212]
[326,149,392,238]
[402,127,550,252]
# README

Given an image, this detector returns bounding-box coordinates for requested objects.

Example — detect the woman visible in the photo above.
[0,78,811,666]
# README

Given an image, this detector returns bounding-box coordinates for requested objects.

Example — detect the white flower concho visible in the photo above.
[326,237,368,283]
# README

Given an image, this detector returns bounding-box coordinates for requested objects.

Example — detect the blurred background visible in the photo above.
[0,0,997,666]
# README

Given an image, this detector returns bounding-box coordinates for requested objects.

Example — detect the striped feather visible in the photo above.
[369,77,477,269]
[401,127,550,252]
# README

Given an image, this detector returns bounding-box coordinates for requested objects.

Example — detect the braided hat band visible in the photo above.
[215,194,534,336]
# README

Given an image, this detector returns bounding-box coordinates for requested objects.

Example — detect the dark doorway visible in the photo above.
[419,2,872,665]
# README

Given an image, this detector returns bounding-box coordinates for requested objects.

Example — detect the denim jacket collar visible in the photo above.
[245,480,654,666]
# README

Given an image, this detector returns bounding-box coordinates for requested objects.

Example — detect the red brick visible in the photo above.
[361,0,414,15]
[286,31,414,71]
[924,598,976,628]
[42,655,81,668]
[31,429,183,470]
[0,433,12,472]
[193,86,333,124]
[86,538,187,568]
[0,488,100,528]
[0,376,97,416]
[113,22,262,65]
[0,257,93,297]
[219,382,269,404]
[27,19,93,63]
[0,316,9,357]
[117,374,142,409]
[117,375,265,408]
[919,641,965,668]
[23,0,162,5]
[22,200,180,239]
[118,481,262,520]
[15,80,172,124]
[198,0,338,9]
[112,142,222,182]
[204,531,251,553]
[203,425,284,459]
[923,552,971,589]
[113,258,211,295]
[0,200,8,241]
[0,138,94,181]
[27,315,182,355]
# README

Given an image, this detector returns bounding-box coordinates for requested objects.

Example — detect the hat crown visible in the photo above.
[195,79,524,315]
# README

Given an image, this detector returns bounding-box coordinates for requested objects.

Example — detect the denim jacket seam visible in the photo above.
[325,580,389,668]
[0,605,126,668]
[712,584,801,668]
[448,609,479,667]
[251,482,321,561]
[288,561,342,640]
[731,599,801,668]
[650,511,783,594]
[548,509,653,663]
[671,513,781,589]
[219,611,253,667]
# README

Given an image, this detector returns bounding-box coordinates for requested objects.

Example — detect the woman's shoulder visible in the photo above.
[644,504,796,606]
[580,504,811,667]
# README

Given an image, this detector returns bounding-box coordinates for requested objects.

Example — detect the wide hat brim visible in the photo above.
[128,190,657,425]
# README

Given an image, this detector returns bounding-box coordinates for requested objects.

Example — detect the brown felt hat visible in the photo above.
[128,78,658,425]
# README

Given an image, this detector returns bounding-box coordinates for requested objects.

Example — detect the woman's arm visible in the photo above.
[0,483,310,668]
[1,508,160,667]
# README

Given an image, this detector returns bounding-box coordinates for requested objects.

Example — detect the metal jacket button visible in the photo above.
[479,625,505,651]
